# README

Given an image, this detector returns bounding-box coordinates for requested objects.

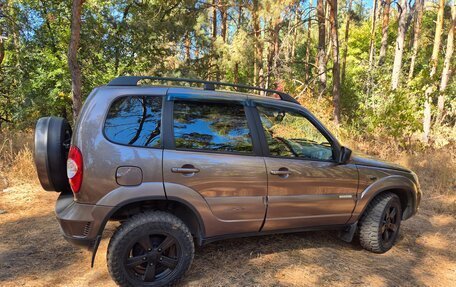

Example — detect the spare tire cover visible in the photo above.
[34,117,72,193]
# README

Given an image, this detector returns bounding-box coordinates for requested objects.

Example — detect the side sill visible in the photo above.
[201,224,347,245]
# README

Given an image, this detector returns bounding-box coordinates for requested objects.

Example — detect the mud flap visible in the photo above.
[91,235,102,268]
[338,221,357,243]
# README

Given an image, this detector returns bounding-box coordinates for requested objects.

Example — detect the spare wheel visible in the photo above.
[34,117,72,193]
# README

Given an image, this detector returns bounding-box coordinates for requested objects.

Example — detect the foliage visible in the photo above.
[0,0,454,148]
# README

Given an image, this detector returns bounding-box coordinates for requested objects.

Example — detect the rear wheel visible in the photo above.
[107,211,194,287]
[359,192,402,253]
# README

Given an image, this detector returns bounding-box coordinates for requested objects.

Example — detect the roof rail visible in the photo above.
[107,76,300,105]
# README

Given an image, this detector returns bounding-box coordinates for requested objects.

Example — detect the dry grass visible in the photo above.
[0,132,455,286]
[6,148,38,185]
[0,130,36,186]
[0,130,34,163]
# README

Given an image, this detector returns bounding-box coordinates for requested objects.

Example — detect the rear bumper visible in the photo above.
[55,193,111,249]
[62,234,96,248]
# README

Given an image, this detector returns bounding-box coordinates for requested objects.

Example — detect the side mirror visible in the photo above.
[339,146,352,164]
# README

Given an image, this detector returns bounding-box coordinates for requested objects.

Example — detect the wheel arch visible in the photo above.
[89,195,206,267]
[99,196,206,245]
[360,188,414,220]
[350,175,418,223]
[386,188,414,219]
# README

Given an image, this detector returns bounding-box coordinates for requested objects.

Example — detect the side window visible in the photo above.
[104,96,162,147]
[257,105,333,161]
[173,101,253,153]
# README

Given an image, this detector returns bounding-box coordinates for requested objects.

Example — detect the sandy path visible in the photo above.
[1,183,455,287]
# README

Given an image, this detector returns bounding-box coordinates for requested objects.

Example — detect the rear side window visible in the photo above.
[173,101,253,153]
[104,96,162,147]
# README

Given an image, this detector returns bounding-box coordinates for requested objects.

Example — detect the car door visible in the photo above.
[162,95,268,233]
[254,102,359,231]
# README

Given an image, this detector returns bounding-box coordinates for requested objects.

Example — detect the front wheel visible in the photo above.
[107,211,194,287]
[358,192,402,253]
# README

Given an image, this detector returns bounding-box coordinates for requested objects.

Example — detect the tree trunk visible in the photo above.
[430,0,445,77]
[211,0,219,81]
[305,2,313,83]
[368,0,378,70]
[68,0,84,121]
[220,0,228,42]
[378,0,391,65]
[375,0,382,21]
[238,2,242,26]
[291,6,299,59]
[266,20,273,90]
[317,0,326,93]
[234,2,242,84]
[252,0,264,87]
[325,26,332,64]
[423,0,446,142]
[324,1,332,64]
[268,18,282,89]
[0,6,5,66]
[423,88,432,143]
[212,0,217,41]
[0,4,5,65]
[234,62,239,84]
[437,0,455,120]
[266,17,282,90]
[341,0,353,84]
[272,22,281,74]
[408,0,423,80]
[185,31,191,63]
[0,27,4,66]
[328,0,341,124]
[391,0,409,90]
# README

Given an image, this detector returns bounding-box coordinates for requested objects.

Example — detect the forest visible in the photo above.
[0,0,455,147]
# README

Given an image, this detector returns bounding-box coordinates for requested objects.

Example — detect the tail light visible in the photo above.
[67,146,83,193]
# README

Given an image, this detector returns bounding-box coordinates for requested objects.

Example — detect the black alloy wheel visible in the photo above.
[108,211,194,287]
[380,204,399,244]
[125,233,181,283]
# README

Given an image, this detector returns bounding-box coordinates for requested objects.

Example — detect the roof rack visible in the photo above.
[107,76,300,105]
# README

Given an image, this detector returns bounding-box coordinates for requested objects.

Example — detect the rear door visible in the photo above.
[253,103,359,231]
[162,94,267,232]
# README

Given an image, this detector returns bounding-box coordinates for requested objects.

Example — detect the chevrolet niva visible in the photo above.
[34,76,421,287]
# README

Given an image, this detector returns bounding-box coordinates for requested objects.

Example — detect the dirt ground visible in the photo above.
[0,180,455,287]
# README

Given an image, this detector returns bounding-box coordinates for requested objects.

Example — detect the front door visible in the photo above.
[254,103,359,231]
[163,97,267,233]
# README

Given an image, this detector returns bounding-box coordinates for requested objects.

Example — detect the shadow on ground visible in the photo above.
[181,212,456,286]
[0,212,87,284]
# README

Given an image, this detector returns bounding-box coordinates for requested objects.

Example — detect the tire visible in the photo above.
[358,192,402,253]
[107,211,194,287]
[34,117,72,193]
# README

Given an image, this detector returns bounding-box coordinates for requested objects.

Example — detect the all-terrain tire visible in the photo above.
[359,192,402,253]
[34,116,72,193]
[107,211,194,287]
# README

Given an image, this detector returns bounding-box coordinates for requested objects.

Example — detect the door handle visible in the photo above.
[171,166,200,174]
[270,169,292,176]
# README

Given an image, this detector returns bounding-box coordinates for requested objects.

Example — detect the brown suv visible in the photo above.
[34,76,421,287]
